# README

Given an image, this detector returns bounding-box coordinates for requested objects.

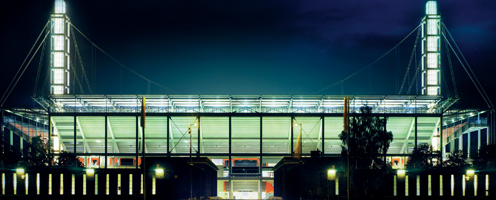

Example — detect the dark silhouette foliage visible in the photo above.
[338,105,394,197]
[406,144,441,169]
[57,151,84,167]
[24,136,51,167]
[339,106,393,169]
[473,144,496,169]
[443,150,469,168]
[0,146,22,167]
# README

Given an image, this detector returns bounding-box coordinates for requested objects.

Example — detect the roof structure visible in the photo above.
[41,94,444,114]
[41,94,445,156]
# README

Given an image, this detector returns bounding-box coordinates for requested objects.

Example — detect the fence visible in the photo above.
[1,168,161,197]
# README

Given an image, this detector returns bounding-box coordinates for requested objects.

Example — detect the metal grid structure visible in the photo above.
[41,94,444,114]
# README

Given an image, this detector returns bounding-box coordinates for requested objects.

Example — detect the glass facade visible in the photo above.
[44,112,445,198]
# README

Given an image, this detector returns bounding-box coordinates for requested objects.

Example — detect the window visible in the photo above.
[427,70,439,85]
[427,37,439,51]
[52,35,64,50]
[426,1,437,15]
[427,19,438,35]
[427,87,439,95]
[53,52,64,67]
[53,18,64,34]
[52,86,64,95]
[427,53,439,68]
[52,69,64,84]
[55,0,66,14]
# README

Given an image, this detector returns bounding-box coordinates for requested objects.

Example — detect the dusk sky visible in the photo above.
[1,0,495,109]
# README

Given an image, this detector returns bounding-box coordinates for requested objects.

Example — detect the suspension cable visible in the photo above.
[169,117,199,153]
[398,28,421,94]
[443,24,492,107]
[71,26,93,94]
[33,27,49,97]
[441,30,492,108]
[293,118,320,151]
[1,27,51,107]
[70,23,177,94]
[1,21,49,104]
[70,54,86,94]
[313,24,422,94]
[406,62,421,95]
[442,26,458,97]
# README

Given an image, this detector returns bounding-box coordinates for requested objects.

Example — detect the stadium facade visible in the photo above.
[1,0,493,199]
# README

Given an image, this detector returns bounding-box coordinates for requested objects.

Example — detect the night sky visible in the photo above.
[1,0,495,110]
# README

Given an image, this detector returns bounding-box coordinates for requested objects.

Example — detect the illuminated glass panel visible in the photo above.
[117,174,121,195]
[426,1,437,15]
[52,35,64,50]
[52,86,64,94]
[83,174,87,195]
[427,19,438,35]
[55,0,66,14]
[427,53,439,68]
[427,70,438,85]
[53,52,64,67]
[71,174,75,194]
[427,87,439,95]
[49,174,52,195]
[129,174,133,195]
[52,69,64,84]
[427,37,439,51]
[440,175,443,196]
[53,18,64,34]
[60,174,63,195]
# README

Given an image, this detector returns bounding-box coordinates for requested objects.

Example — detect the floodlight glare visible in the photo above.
[85,168,95,178]
[327,169,336,180]
[466,169,475,180]
[155,168,165,179]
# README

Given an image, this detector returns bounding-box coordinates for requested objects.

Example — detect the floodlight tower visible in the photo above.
[421,1,441,95]
[50,0,70,95]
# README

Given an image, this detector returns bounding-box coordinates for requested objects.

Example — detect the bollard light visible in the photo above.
[466,170,474,180]
[397,170,406,178]
[155,168,165,179]
[86,168,95,177]
[327,169,336,180]
[16,168,25,179]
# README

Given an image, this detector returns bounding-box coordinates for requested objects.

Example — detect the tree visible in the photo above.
[338,106,394,197]
[339,106,394,169]
[58,151,84,167]
[406,144,440,169]
[443,150,469,168]
[24,136,50,167]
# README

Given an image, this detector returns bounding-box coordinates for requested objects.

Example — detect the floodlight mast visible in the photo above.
[50,0,71,95]
[421,1,442,96]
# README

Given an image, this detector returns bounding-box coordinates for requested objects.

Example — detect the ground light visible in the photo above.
[466,170,475,181]
[86,169,95,178]
[155,168,164,179]
[16,169,25,179]
[327,169,336,180]
[397,170,406,179]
